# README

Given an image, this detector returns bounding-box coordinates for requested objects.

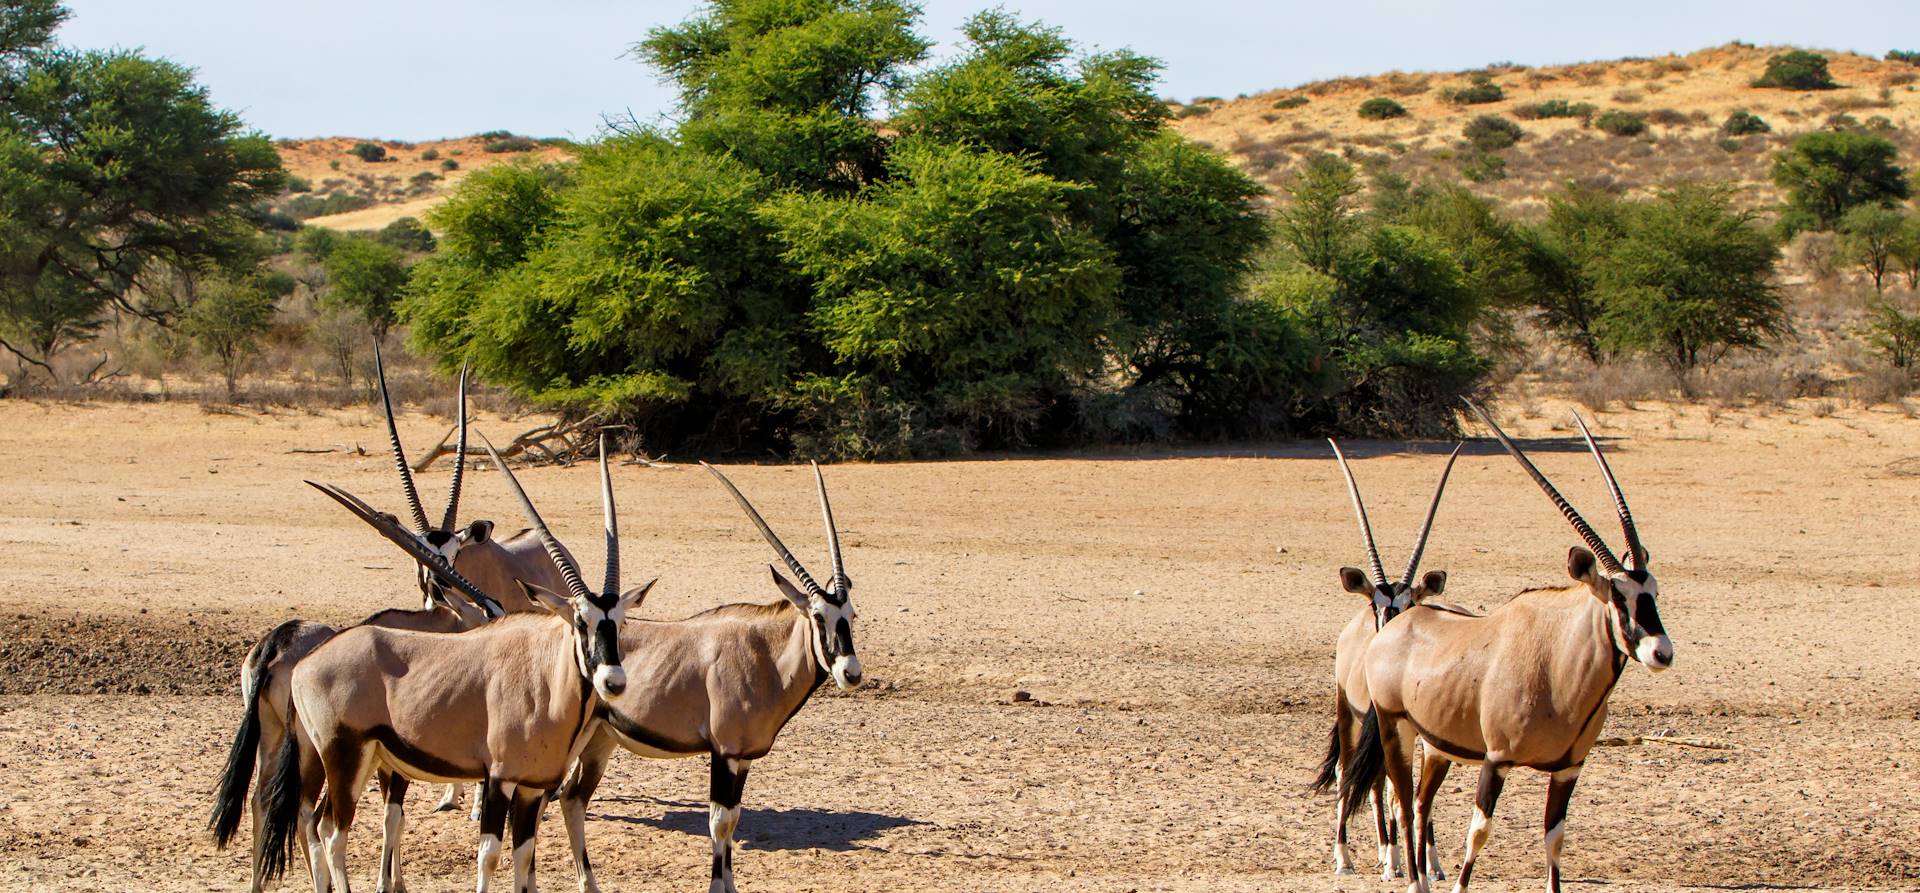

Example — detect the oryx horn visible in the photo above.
[1463,399,1626,576]
[479,434,595,601]
[306,480,504,618]
[374,340,432,534]
[439,362,470,532]
[813,462,848,594]
[598,434,619,598]
[703,462,828,598]
[1571,413,1646,570]
[1328,439,1389,589]
[1401,443,1462,586]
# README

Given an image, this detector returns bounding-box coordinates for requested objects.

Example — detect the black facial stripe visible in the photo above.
[834,616,854,658]
[813,614,834,657]
[1634,591,1667,636]
[594,618,620,668]
[425,530,455,548]
[1611,591,1643,652]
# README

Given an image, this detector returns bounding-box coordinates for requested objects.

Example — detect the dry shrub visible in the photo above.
[1889,72,1920,87]
[1568,363,1673,411]
[1612,88,1644,103]
[1303,75,1376,96]
[1380,72,1431,96]
[1648,108,1691,126]
[1821,92,1892,112]
[1569,65,1608,86]
[1846,365,1917,406]
[1691,356,1829,406]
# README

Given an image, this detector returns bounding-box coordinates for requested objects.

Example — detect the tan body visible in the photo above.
[560,599,825,893]
[1365,588,1620,771]
[1342,402,1676,893]
[451,527,576,616]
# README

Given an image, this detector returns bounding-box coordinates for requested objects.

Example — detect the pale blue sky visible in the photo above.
[61,1,1920,141]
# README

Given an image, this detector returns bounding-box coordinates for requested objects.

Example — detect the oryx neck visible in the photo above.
[775,600,828,696]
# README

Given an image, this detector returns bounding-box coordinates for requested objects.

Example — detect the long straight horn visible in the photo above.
[1402,443,1462,585]
[1571,413,1646,570]
[479,434,594,601]
[1462,399,1625,576]
[599,435,619,598]
[812,462,848,595]
[439,363,470,532]
[702,462,827,597]
[305,481,503,618]
[374,340,432,533]
[1328,439,1388,589]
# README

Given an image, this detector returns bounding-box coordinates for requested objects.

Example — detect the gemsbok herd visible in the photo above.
[208,361,1671,893]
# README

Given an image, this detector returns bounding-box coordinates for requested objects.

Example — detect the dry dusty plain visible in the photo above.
[0,398,1915,892]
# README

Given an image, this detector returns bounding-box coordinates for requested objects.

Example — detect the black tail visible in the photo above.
[1308,718,1341,793]
[1338,707,1386,819]
[257,716,304,881]
[209,630,283,847]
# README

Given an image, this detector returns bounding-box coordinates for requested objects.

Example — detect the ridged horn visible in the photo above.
[813,462,848,594]
[599,435,619,599]
[306,481,503,619]
[374,340,431,534]
[1463,399,1625,576]
[439,363,469,532]
[1328,439,1389,589]
[1401,443,1462,586]
[478,434,593,601]
[1571,413,1647,571]
[703,462,827,597]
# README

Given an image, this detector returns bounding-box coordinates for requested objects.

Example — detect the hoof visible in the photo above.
[1334,865,1355,876]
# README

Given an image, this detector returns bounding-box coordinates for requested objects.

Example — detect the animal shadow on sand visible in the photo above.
[588,795,926,851]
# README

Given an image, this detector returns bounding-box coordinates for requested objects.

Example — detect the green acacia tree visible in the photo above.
[322,236,408,340]
[1839,205,1906,293]
[1521,185,1630,363]
[181,273,281,400]
[1595,182,1786,370]
[1771,130,1909,235]
[768,139,1118,451]
[0,1,282,380]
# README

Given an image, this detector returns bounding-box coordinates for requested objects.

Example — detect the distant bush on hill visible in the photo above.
[1593,110,1648,137]
[1440,73,1503,105]
[1722,110,1771,134]
[1886,49,1920,66]
[420,147,440,161]
[1272,95,1308,109]
[286,175,312,193]
[1357,97,1407,119]
[1513,99,1594,121]
[349,141,387,162]
[1752,50,1838,90]
[283,192,374,220]
[484,136,540,154]
[1463,114,1523,151]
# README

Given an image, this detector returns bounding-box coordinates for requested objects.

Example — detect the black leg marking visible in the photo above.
[1544,768,1582,893]
[1456,762,1508,891]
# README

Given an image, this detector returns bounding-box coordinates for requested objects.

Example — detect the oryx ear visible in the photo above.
[619,578,657,611]
[1339,567,1373,595]
[768,565,810,609]
[461,519,493,545]
[1419,570,1447,597]
[1566,547,1606,593]
[517,579,571,616]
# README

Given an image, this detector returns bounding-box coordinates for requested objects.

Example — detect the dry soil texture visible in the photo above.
[0,399,1916,892]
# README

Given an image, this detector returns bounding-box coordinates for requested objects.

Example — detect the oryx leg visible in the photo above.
[476,780,514,893]
[250,708,287,893]
[1373,778,1401,880]
[508,786,546,893]
[1331,709,1356,875]
[376,770,409,893]
[708,755,751,893]
[1453,762,1509,893]
[1543,766,1582,893]
[1411,751,1450,888]
[1379,714,1425,893]
[291,726,330,893]
[559,729,616,893]
[434,782,463,813]
[319,742,374,893]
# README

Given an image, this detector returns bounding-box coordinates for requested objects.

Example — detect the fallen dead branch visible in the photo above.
[1594,735,1739,750]
[411,414,666,469]
[287,445,367,456]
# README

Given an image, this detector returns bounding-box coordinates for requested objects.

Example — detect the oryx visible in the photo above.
[261,435,651,893]
[209,352,512,892]
[1341,403,1673,893]
[1309,440,1460,881]
[556,461,863,893]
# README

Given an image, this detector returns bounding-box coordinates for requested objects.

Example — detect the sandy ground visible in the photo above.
[0,397,1916,892]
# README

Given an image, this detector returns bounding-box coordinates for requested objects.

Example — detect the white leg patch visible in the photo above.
[512,835,537,893]
[380,803,405,893]
[477,833,502,893]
